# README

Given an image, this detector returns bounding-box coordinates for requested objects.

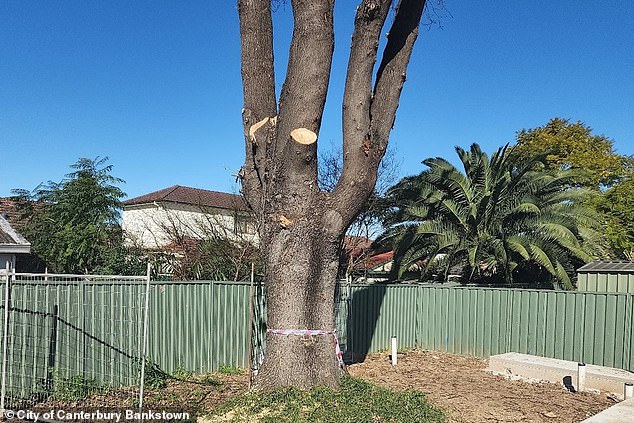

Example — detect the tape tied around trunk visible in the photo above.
[266,328,344,368]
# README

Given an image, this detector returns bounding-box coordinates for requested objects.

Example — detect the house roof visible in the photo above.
[123,186,249,211]
[343,235,373,258]
[354,251,394,271]
[0,214,31,254]
[577,261,634,273]
[0,198,20,223]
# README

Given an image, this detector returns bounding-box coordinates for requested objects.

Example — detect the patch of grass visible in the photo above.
[218,365,244,376]
[211,376,445,422]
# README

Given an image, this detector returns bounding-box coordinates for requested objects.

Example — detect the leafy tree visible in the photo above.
[512,118,634,257]
[598,176,634,259]
[238,0,428,388]
[382,144,607,289]
[512,118,629,189]
[12,157,145,274]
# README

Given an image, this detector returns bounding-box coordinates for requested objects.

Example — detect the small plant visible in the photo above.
[218,365,243,376]
[51,370,105,401]
[172,364,193,380]
[142,358,169,389]
[198,373,222,386]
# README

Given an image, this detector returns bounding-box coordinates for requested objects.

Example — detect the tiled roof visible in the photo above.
[0,214,30,252]
[577,261,634,273]
[0,198,20,223]
[123,186,249,211]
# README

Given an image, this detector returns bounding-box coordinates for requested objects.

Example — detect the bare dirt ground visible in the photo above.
[348,349,616,423]
[21,374,248,422]
[19,351,617,422]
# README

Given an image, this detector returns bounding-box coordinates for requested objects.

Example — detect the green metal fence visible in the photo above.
[4,278,634,407]
[413,286,634,371]
[1,273,148,409]
[147,281,252,374]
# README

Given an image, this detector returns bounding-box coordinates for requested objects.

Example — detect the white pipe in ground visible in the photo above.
[391,336,398,366]
[577,363,586,392]
[625,383,634,400]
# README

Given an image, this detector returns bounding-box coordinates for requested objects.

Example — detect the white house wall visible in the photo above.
[122,202,257,249]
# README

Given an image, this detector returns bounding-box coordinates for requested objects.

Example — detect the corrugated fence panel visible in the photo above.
[413,286,634,373]
[6,278,634,404]
[2,277,147,407]
[147,281,251,374]
[578,272,634,294]
[346,284,418,357]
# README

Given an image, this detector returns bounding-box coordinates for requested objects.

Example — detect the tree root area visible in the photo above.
[348,349,615,423]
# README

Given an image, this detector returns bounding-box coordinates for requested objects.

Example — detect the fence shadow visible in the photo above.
[344,284,388,364]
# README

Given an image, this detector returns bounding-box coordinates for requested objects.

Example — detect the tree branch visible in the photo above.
[238,0,277,210]
[333,0,426,224]
[341,0,392,159]
[274,0,335,204]
[372,0,426,149]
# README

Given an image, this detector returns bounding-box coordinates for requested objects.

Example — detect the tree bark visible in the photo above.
[256,202,344,387]
[238,0,427,389]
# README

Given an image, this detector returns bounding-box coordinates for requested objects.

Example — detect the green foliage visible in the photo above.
[598,176,634,258]
[218,365,244,376]
[11,157,146,274]
[212,376,444,422]
[142,358,169,389]
[51,371,105,401]
[382,143,607,288]
[171,364,193,380]
[511,118,634,258]
[512,118,628,189]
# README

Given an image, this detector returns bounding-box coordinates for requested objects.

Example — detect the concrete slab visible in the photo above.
[581,396,634,422]
[487,352,634,396]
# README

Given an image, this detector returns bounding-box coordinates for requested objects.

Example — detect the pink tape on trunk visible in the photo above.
[267,328,344,368]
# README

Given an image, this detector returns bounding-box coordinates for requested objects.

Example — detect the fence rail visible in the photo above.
[3,276,634,409]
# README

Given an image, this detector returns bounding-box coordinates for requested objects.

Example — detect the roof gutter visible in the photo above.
[0,244,31,254]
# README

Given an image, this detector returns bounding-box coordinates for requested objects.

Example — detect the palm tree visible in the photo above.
[381,143,607,288]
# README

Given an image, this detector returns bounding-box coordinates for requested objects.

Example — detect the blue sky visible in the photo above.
[1,1,633,200]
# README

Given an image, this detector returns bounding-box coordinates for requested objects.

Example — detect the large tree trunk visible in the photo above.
[237,0,427,389]
[256,207,343,387]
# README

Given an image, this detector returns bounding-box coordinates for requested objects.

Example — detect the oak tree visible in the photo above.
[237,0,428,388]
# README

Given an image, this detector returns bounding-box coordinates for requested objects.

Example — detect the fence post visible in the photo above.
[625,294,634,372]
[248,263,255,387]
[414,285,420,349]
[1,262,12,414]
[138,263,152,410]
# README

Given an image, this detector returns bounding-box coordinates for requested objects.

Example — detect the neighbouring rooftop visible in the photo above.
[123,185,249,211]
[0,214,31,254]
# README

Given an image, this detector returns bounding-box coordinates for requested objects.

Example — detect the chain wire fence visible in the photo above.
[0,268,150,412]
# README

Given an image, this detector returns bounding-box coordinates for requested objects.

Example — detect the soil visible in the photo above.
[16,351,617,422]
[19,374,248,422]
[348,350,616,423]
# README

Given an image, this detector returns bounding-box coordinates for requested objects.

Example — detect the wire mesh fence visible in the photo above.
[0,270,150,411]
